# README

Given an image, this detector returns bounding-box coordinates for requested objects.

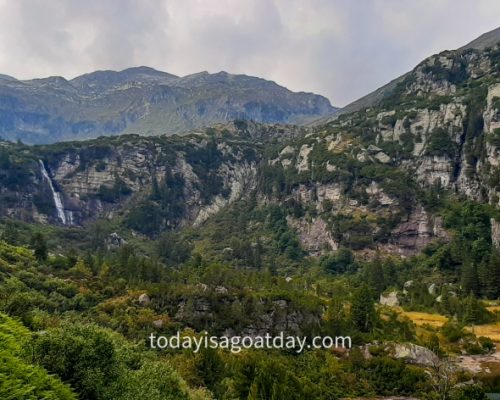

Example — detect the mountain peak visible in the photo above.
[0,66,336,144]
[69,66,179,91]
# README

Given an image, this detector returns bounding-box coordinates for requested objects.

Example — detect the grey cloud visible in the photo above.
[0,0,499,106]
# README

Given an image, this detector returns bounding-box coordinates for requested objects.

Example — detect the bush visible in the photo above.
[97,178,132,203]
[479,336,495,353]
[28,324,121,400]
[425,128,456,157]
[320,248,356,274]
[441,321,465,343]
[0,313,76,400]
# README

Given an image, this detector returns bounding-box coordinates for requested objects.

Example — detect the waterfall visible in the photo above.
[38,160,67,225]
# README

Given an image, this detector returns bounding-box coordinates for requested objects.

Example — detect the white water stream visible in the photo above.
[38,160,67,225]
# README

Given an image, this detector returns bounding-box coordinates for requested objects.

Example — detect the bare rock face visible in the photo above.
[415,156,454,187]
[288,216,338,255]
[391,206,448,255]
[361,342,438,367]
[380,291,399,307]
[296,144,313,172]
[174,296,320,337]
[18,131,260,228]
[428,283,438,296]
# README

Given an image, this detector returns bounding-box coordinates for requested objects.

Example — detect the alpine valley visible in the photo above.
[2,28,500,400]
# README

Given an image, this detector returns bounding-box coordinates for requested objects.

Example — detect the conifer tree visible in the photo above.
[485,251,500,299]
[462,292,479,326]
[365,262,385,295]
[461,263,479,296]
[351,284,376,333]
[31,232,48,261]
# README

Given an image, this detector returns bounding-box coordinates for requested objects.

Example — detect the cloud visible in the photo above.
[0,0,499,106]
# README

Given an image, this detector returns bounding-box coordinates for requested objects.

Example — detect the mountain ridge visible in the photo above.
[315,26,500,123]
[0,67,336,144]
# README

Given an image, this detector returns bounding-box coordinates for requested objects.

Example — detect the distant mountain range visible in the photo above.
[0,67,336,144]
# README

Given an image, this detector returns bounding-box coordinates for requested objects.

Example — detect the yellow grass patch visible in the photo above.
[467,322,500,342]
[400,310,448,327]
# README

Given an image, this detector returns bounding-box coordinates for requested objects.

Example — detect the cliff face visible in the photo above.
[0,126,261,232]
[256,43,500,255]
[2,43,500,258]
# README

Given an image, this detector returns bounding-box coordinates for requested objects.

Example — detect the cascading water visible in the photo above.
[38,160,67,225]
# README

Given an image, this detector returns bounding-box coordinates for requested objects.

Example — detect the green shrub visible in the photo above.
[441,321,465,343]
[425,128,457,157]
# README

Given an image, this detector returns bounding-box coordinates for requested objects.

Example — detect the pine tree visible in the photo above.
[439,288,453,316]
[151,172,160,200]
[477,262,489,298]
[31,232,48,261]
[1,221,19,245]
[462,292,478,326]
[365,262,385,295]
[351,284,376,333]
[461,263,479,296]
[73,258,93,278]
[427,333,441,356]
[485,251,500,299]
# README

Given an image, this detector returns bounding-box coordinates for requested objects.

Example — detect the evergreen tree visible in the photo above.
[31,232,48,261]
[365,262,385,295]
[351,284,376,333]
[485,251,500,299]
[462,292,479,326]
[151,172,160,200]
[194,347,224,394]
[73,258,93,278]
[1,220,19,245]
[461,263,479,296]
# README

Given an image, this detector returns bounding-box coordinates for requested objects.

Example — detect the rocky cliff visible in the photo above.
[2,39,500,259]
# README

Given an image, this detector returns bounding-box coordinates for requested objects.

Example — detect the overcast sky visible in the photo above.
[0,0,499,106]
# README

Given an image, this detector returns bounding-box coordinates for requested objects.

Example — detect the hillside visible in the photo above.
[0,67,336,144]
[329,26,500,117]
[2,28,500,400]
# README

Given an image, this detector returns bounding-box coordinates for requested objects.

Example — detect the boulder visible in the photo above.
[138,293,151,305]
[106,232,127,249]
[380,291,399,307]
[403,280,413,289]
[428,283,438,296]
[374,152,391,164]
[215,286,228,294]
[152,319,163,329]
[391,343,439,366]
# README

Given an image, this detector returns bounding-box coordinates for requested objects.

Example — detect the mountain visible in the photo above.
[1,32,500,253]
[2,28,500,400]
[0,67,336,144]
[321,26,500,119]
[460,26,500,50]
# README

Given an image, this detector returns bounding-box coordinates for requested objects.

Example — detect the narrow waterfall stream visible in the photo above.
[38,160,67,225]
